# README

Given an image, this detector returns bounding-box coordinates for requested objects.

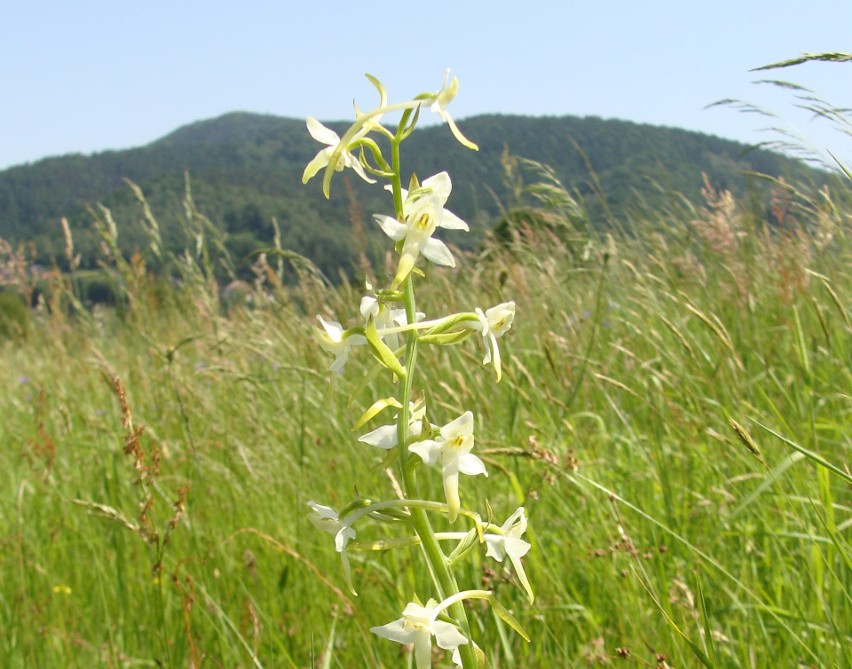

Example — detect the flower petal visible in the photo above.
[422,171,453,202]
[443,469,461,523]
[413,631,434,669]
[421,238,456,267]
[306,117,340,146]
[432,620,468,651]
[409,439,442,467]
[373,214,407,241]
[358,424,398,450]
[438,208,469,231]
[370,618,415,645]
[306,501,338,523]
[348,155,376,184]
[302,147,333,183]
[440,411,474,442]
[457,452,487,477]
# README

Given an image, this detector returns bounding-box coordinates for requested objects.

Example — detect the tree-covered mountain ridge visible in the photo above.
[0,111,821,275]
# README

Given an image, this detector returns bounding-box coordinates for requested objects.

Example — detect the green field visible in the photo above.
[1,153,849,668]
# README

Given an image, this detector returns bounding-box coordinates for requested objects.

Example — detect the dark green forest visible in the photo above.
[0,112,824,278]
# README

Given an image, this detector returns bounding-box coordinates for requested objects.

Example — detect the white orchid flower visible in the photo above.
[306,501,357,592]
[389,171,470,233]
[314,315,366,373]
[302,117,375,185]
[371,599,468,669]
[374,192,457,288]
[409,411,487,522]
[359,403,427,450]
[484,507,534,603]
[429,70,478,151]
[472,301,516,381]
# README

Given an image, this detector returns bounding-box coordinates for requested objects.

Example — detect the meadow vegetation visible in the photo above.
[1,61,850,667]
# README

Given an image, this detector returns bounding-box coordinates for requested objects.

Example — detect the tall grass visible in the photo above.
[1,148,850,666]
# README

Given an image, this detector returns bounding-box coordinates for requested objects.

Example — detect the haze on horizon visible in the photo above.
[1,1,850,171]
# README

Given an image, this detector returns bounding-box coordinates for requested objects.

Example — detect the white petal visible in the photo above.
[328,350,350,373]
[413,631,434,669]
[422,171,453,202]
[438,208,469,231]
[440,411,474,441]
[484,536,504,561]
[502,507,527,535]
[306,501,338,521]
[302,147,333,183]
[504,535,531,560]
[373,214,407,241]
[316,316,343,342]
[443,469,461,522]
[490,333,502,381]
[409,439,442,467]
[358,424,398,450]
[334,526,356,553]
[371,619,415,645]
[457,453,487,477]
[481,332,493,365]
[306,117,339,146]
[432,620,468,651]
[348,155,377,184]
[402,602,434,618]
[359,296,378,320]
[421,238,456,267]
[486,302,516,336]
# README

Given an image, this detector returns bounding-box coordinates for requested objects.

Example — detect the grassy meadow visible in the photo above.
[1,159,850,669]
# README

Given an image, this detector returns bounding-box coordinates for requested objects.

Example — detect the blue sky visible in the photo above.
[2,1,850,170]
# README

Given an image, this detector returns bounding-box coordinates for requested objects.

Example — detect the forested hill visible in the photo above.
[0,112,819,275]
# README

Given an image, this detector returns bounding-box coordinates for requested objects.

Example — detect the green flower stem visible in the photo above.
[398,275,478,669]
[388,118,478,669]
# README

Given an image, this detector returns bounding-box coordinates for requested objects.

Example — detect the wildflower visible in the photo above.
[391,171,469,233]
[473,301,516,381]
[429,70,478,151]
[314,316,366,373]
[371,599,468,669]
[484,507,534,603]
[307,501,357,592]
[302,117,375,185]
[359,403,427,450]
[374,192,456,288]
[409,411,487,522]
